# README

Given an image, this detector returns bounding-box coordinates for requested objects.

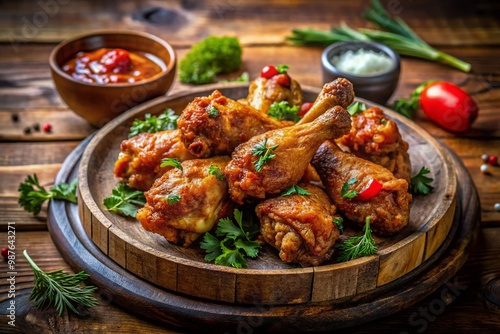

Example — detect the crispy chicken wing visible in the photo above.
[256,183,341,267]
[246,75,303,113]
[136,156,233,247]
[177,90,285,158]
[336,107,411,182]
[225,106,352,204]
[298,78,355,124]
[312,140,411,235]
[113,129,197,191]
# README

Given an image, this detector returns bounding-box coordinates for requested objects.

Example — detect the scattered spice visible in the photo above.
[488,155,499,166]
[33,123,41,132]
[1,247,8,260]
[11,113,19,122]
[23,127,32,134]
[42,123,52,133]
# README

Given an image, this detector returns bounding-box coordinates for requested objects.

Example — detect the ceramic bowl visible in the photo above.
[50,30,176,127]
[321,41,400,105]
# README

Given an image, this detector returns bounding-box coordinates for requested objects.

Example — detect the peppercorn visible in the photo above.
[42,123,52,133]
[11,113,19,123]
[24,126,32,134]
[1,247,8,260]
[481,154,489,163]
[487,155,499,166]
[33,123,41,132]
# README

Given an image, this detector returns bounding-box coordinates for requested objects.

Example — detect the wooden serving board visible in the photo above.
[48,131,479,333]
[76,83,457,306]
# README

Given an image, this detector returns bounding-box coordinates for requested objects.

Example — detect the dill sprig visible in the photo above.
[23,250,98,316]
[337,217,378,262]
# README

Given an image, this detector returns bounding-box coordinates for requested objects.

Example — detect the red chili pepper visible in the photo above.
[420,82,478,132]
[357,179,383,200]
[260,65,279,79]
[299,102,313,116]
[276,73,291,87]
[100,48,131,73]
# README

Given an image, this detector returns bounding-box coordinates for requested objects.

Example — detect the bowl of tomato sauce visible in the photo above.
[50,30,176,127]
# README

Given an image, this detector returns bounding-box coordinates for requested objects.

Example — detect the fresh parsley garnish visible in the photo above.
[281,184,311,196]
[160,157,183,170]
[337,217,378,262]
[220,72,249,83]
[207,105,220,118]
[23,250,98,316]
[128,109,179,138]
[347,101,367,116]
[341,177,359,199]
[410,166,434,195]
[103,183,146,217]
[333,217,344,234]
[267,101,301,122]
[393,82,432,119]
[277,64,289,73]
[200,209,261,268]
[165,194,181,205]
[208,164,225,180]
[251,139,279,172]
[380,118,387,125]
[18,174,77,215]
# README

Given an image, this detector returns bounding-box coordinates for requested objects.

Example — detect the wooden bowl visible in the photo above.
[49,30,176,127]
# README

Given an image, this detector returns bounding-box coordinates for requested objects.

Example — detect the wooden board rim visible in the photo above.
[77,83,457,304]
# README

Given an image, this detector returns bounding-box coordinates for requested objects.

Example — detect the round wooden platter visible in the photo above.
[47,83,479,332]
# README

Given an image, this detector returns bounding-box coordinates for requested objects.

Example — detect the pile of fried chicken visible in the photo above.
[113,72,412,267]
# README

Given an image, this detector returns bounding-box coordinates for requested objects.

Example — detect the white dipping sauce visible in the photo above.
[331,49,393,76]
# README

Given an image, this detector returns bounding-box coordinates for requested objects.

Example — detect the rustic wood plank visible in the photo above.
[0,142,79,165]
[0,0,498,46]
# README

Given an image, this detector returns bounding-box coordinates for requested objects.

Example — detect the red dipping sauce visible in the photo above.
[62,48,164,84]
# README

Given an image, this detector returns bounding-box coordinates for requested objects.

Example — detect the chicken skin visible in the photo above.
[225,106,352,204]
[298,78,355,124]
[114,129,197,191]
[336,107,411,182]
[256,183,341,267]
[312,141,412,235]
[136,156,233,247]
[177,90,285,158]
[246,75,303,113]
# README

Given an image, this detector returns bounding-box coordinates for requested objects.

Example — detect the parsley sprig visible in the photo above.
[393,81,432,119]
[410,166,434,195]
[337,217,378,262]
[281,184,310,196]
[208,165,225,180]
[23,250,98,316]
[165,194,181,205]
[341,177,359,199]
[128,109,179,138]
[333,217,344,234]
[200,209,261,268]
[160,158,183,170]
[347,102,367,116]
[18,174,77,215]
[103,183,146,217]
[267,101,301,122]
[207,105,220,118]
[251,139,279,172]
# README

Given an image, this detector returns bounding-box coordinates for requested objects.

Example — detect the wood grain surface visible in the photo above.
[0,0,499,332]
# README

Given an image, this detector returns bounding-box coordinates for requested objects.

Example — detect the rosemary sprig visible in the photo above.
[23,250,98,316]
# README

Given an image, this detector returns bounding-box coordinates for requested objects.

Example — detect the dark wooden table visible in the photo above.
[1,1,499,333]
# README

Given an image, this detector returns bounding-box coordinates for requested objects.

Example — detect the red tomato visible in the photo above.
[420,82,478,132]
[260,65,279,79]
[299,102,313,116]
[100,49,131,73]
[357,179,383,200]
[276,73,291,87]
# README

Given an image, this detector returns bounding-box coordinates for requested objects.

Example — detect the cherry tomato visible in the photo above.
[276,73,291,87]
[419,82,478,132]
[357,179,383,200]
[299,102,313,116]
[260,65,279,79]
[100,49,131,73]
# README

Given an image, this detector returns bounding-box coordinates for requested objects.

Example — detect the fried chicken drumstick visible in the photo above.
[256,183,341,267]
[177,90,285,158]
[312,140,412,235]
[114,129,197,191]
[136,156,233,247]
[246,75,303,113]
[336,107,411,182]
[298,78,355,124]
[225,106,352,204]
